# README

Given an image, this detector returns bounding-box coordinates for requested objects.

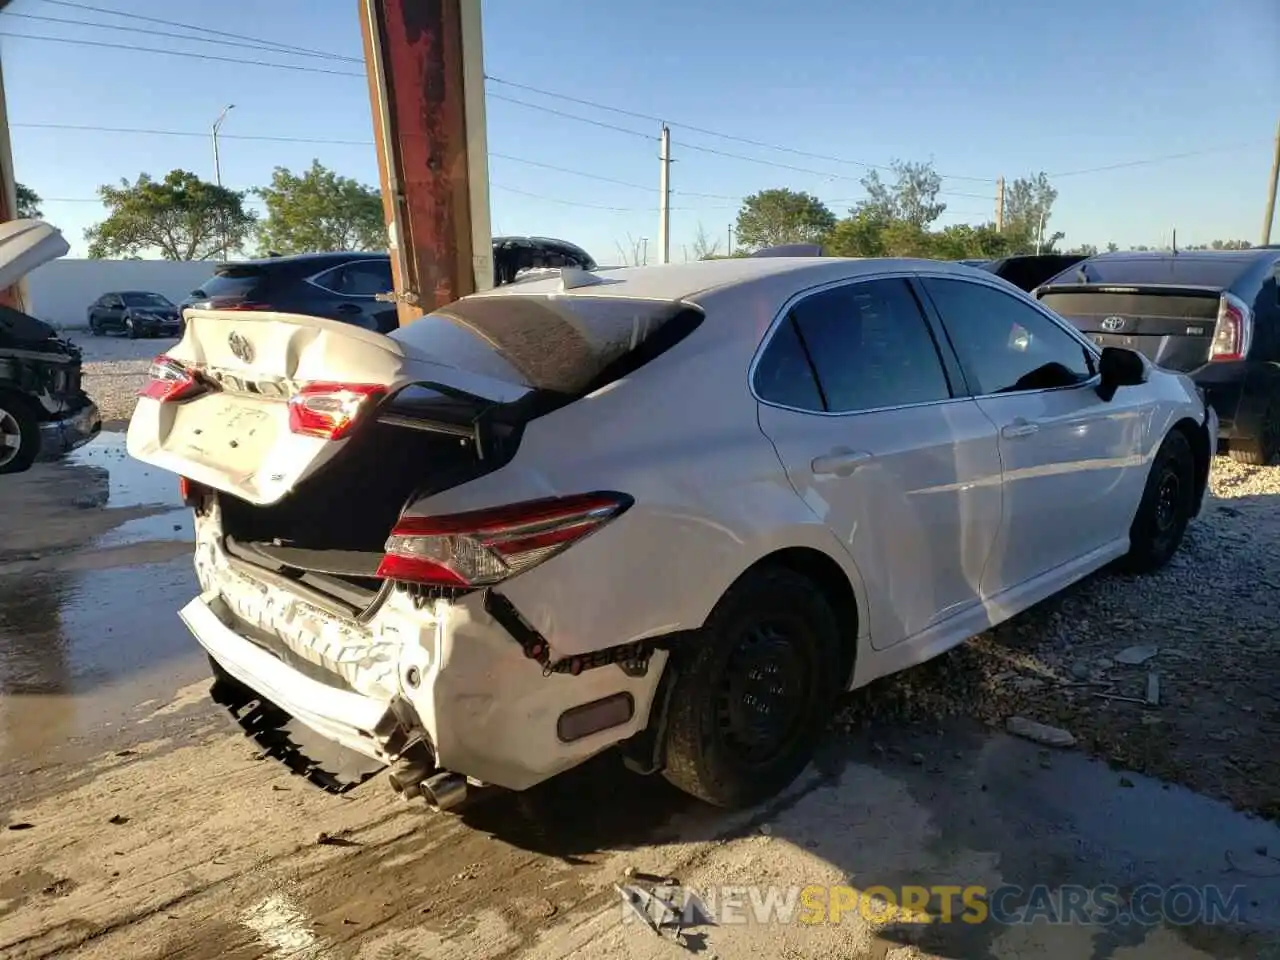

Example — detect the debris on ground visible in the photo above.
[1115,644,1159,666]
[1005,716,1077,748]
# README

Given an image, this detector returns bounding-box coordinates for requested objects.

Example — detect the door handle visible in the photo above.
[811,449,873,477]
[1001,419,1040,439]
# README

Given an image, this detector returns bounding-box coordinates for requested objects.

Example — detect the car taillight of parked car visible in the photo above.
[376,492,633,587]
[139,356,209,403]
[1209,293,1253,362]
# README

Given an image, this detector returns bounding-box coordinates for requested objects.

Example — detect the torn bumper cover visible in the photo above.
[36,401,101,461]
[181,522,667,792]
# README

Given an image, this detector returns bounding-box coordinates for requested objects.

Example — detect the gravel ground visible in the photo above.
[72,331,1280,816]
[838,454,1280,819]
[73,332,178,426]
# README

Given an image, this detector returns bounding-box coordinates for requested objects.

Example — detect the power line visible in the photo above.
[7,11,359,62]
[486,75,997,184]
[11,120,374,146]
[30,0,361,61]
[1048,143,1271,178]
[0,31,366,77]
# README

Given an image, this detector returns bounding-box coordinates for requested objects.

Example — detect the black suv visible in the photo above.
[181,237,598,336]
[88,290,183,338]
[1036,247,1280,464]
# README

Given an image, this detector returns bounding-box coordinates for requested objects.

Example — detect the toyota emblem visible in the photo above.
[1100,316,1127,333]
[228,331,255,364]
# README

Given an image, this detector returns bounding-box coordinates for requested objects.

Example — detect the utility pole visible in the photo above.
[1035,210,1045,255]
[995,176,1005,232]
[728,223,734,256]
[360,0,493,327]
[211,104,234,260]
[657,124,671,264]
[1262,117,1280,246]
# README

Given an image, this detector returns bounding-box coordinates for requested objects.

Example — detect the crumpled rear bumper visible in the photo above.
[36,401,101,461]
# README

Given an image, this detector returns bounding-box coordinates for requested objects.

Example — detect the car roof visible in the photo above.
[223,251,386,269]
[468,256,991,304]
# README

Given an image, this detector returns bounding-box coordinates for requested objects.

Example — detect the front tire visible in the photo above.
[0,392,40,475]
[662,565,843,808]
[125,317,139,339]
[1121,429,1195,573]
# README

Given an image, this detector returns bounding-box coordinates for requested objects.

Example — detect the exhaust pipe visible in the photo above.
[420,772,468,811]
[387,761,432,799]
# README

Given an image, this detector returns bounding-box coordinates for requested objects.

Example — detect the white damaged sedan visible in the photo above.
[127,256,1216,809]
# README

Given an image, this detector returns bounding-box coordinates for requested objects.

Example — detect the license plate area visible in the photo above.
[167,395,280,476]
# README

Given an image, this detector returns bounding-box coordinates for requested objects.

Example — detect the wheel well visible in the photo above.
[1171,416,1210,514]
[743,547,860,687]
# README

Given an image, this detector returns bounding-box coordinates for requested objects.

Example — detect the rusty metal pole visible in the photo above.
[359,0,493,327]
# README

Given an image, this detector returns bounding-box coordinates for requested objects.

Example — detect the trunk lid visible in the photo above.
[1036,284,1225,372]
[126,309,532,506]
[0,219,70,291]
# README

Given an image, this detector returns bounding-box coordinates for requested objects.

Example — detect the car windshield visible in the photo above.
[122,292,174,308]
[1043,256,1252,289]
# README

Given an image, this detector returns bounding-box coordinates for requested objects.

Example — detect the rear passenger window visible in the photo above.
[754,316,824,411]
[786,278,952,413]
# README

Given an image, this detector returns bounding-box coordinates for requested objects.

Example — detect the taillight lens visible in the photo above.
[377,492,633,587]
[140,355,206,402]
[287,382,385,440]
[1209,294,1253,362]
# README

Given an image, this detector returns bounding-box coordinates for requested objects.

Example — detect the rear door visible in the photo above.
[303,260,396,333]
[920,276,1148,593]
[755,275,1003,649]
[126,310,531,506]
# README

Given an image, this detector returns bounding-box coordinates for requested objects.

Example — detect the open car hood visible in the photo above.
[0,219,70,291]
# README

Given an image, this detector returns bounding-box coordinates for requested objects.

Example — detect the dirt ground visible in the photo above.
[2,427,1280,958]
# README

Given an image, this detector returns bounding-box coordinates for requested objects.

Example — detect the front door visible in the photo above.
[754,276,1003,649]
[918,276,1147,595]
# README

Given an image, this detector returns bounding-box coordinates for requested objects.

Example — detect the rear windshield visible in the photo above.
[195,266,266,300]
[1043,256,1251,289]
[392,295,700,395]
[122,292,173,308]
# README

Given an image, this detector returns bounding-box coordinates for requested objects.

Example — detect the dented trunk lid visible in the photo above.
[126,309,532,506]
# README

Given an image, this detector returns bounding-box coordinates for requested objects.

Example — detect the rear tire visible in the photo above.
[89,317,102,336]
[1121,429,1195,573]
[662,565,843,808]
[0,392,40,475]
[1229,397,1280,466]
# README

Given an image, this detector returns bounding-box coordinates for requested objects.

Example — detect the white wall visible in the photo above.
[24,259,217,328]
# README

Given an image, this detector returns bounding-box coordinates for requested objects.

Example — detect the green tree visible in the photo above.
[255,160,384,255]
[734,188,836,251]
[85,170,255,260]
[1066,243,1099,256]
[1002,172,1062,253]
[15,183,41,218]
[1106,242,1120,253]
[823,208,890,257]
[857,160,947,229]
[929,223,1015,260]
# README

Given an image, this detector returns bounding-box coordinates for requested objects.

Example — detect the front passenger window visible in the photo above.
[921,278,1095,395]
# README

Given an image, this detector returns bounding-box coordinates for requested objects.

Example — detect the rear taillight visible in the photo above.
[287,382,385,440]
[207,297,270,311]
[377,492,633,587]
[1209,293,1253,362]
[178,476,208,510]
[140,355,207,403]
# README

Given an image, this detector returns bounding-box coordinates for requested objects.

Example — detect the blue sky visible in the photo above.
[2,0,1277,260]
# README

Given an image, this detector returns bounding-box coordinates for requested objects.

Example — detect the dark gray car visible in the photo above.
[88,290,182,339]
[1036,247,1280,464]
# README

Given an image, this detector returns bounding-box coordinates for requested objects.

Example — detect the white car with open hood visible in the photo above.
[127,256,1217,810]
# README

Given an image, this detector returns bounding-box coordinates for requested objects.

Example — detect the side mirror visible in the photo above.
[1096,346,1146,401]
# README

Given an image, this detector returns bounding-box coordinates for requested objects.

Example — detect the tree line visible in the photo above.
[726,160,1252,259]
[15,160,384,260]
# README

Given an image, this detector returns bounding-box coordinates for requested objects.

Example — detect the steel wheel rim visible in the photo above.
[1154,469,1182,534]
[0,407,22,468]
[714,621,812,767]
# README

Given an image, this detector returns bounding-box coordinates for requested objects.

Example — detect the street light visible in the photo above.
[211,105,235,260]
[211,104,235,188]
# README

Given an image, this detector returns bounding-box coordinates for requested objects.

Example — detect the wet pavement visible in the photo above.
[0,431,207,793]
